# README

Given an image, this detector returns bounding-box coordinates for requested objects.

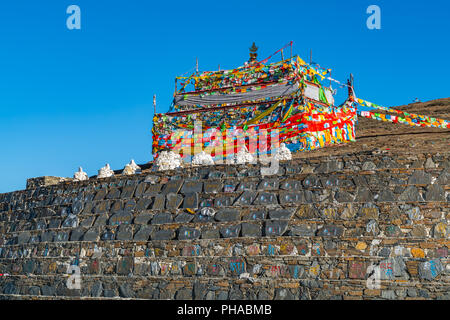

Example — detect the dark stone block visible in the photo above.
[17,232,31,244]
[41,231,55,242]
[425,184,445,201]
[418,259,444,280]
[269,209,293,220]
[264,220,289,236]
[257,179,279,191]
[41,285,56,297]
[316,225,344,237]
[214,196,234,207]
[83,228,99,241]
[223,181,238,193]
[90,282,103,297]
[48,218,61,229]
[241,222,261,237]
[117,257,134,275]
[335,191,354,203]
[220,224,241,238]
[280,179,302,190]
[72,200,83,215]
[123,199,136,212]
[399,185,424,201]
[175,288,193,300]
[174,212,194,223]
[234,191,257,206]
[152,195,165,210]
[70,228,85,241]
[151,229,175,240]
[289,224,316,237]
[279,191,304,204]
[166,193,183,210]
[134,212,152,225]
[183,193,199,209]
[135,198,152,211]
[93,188,107,201]
[161,180,183,195]
[178,227,201,240]
[253,192,278,205]
[201,227,220,239]
[93,214,108,227]
[151,212,173,225]
[353,176,368,187]
[103,289,117,298]
[236,181,257,192]
[378,189,396,202]
[116,224,133,240]
[181,181,203,194]
[215,209,240,222]
[208,170,224,179]
[62,214,79,228]
[408,171,432,185]
[106,188,120,199]
[355,187,373,202]
[437,171,450,185]
[80,216,94,228]
[119,283,134,298]
[54,231,69,242]
[275,288,295,300]
[121,185,136,199]
[109,211,133,226]
[144,184,162,197]
[320,175,340,187]
[133,225,154,241]
[244,210,266,220]
[23,260,36,274]
[302,175,320,188]
[134,183,147,197]
[94,201,110,214]
[204,181,223,193]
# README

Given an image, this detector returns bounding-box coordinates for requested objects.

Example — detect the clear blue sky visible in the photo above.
[0,0,449,193]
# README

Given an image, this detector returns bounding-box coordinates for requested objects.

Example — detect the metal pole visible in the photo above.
[153,94,156,114]
[281,49,284,61]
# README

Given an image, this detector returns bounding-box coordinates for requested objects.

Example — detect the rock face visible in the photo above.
[0,151,449,300]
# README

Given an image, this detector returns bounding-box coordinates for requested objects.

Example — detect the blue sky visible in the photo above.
[0,0,449,193]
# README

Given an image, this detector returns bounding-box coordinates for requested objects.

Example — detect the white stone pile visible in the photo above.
[274,143,292,161]
[73,167,88,181]
[123,159,141,175]
[235,146,255,164]
[192,151,215,166]
[155,151,182,171]
[97,163,114,178]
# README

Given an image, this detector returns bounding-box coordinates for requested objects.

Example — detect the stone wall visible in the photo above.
[0,151,449,300]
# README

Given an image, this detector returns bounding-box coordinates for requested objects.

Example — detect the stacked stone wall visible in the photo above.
[0,151,448,300]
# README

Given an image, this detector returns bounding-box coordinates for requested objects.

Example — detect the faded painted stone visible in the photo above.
[265,220,289,236]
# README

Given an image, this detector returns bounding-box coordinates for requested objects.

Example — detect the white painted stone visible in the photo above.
[192,151,215,166]
[155,151,182,171]
[73,167,88,181]
[97,164,114,178]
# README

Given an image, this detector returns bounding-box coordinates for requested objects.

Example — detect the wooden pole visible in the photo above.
[281,49,284,60]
